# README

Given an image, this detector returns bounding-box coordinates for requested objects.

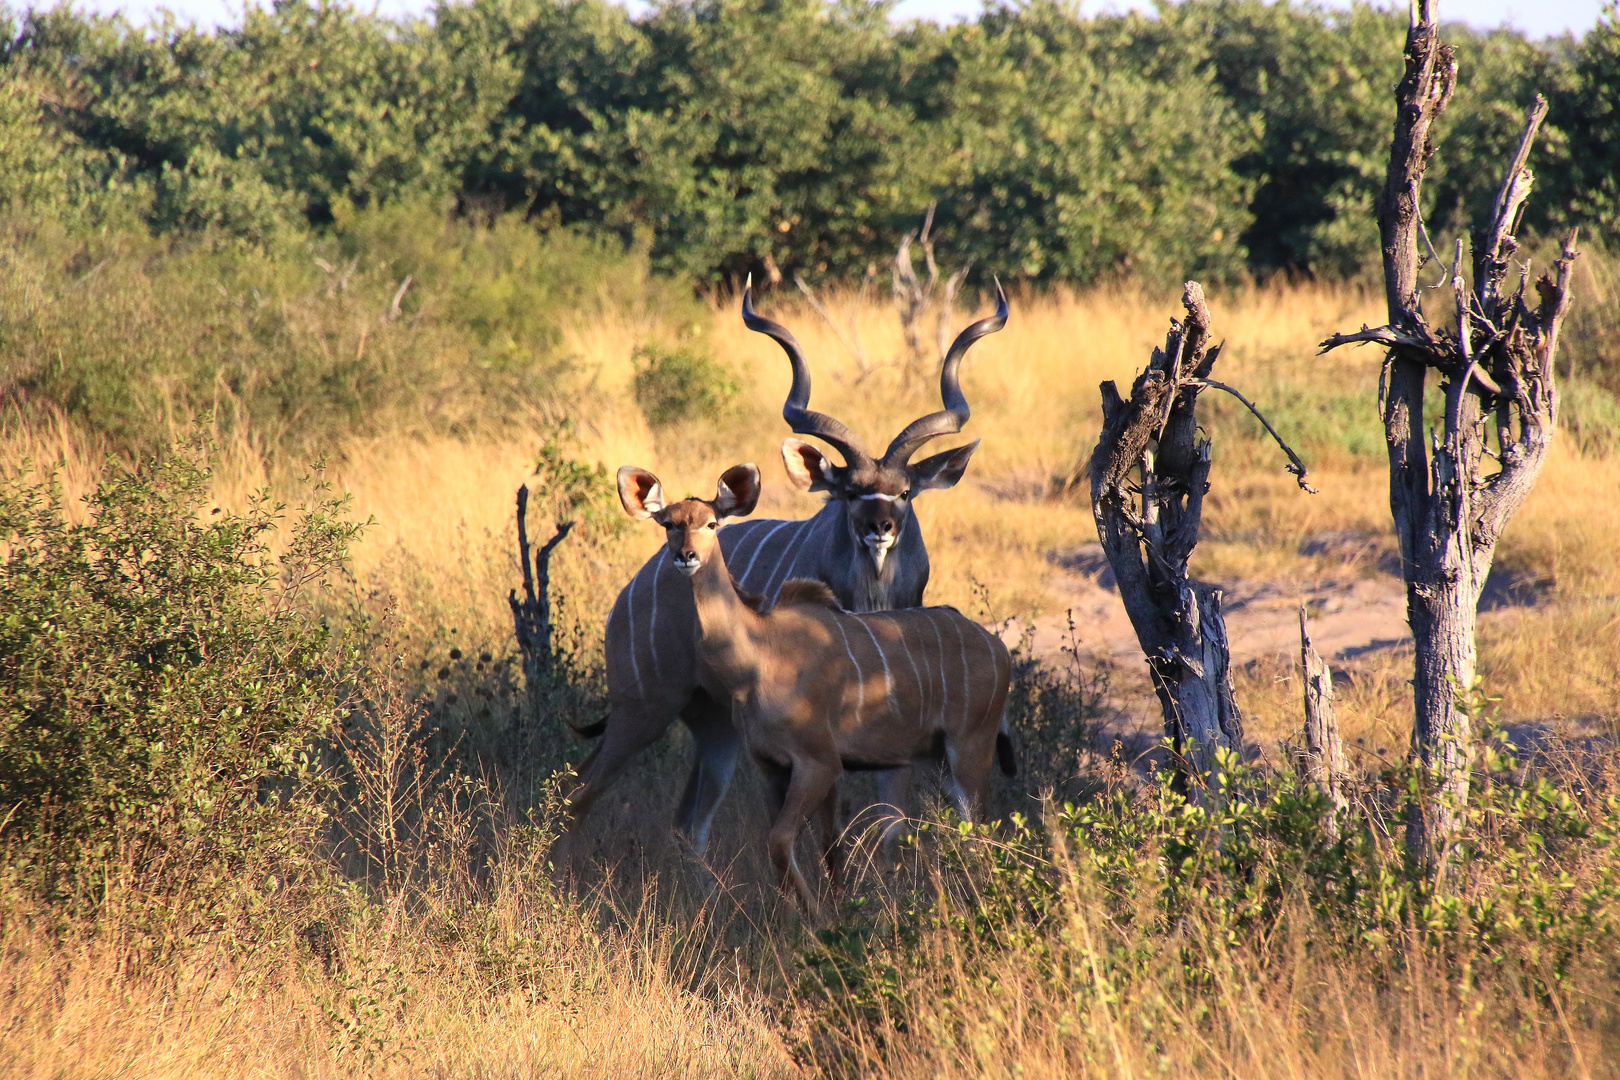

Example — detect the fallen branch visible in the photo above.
[386,274,413,322]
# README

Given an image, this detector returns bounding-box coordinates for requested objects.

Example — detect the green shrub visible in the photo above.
[631,343,740,429]
[0,440,362,911]
[0,205,691,458]
[802,686,1620,1057]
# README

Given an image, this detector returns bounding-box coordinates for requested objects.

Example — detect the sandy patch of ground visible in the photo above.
[1021,542,1411,668]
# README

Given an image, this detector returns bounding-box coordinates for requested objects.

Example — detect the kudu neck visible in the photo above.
[684,538,763,670]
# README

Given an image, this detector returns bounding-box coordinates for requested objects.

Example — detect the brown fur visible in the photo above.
[731,576,768,612]
[774,579,842,610]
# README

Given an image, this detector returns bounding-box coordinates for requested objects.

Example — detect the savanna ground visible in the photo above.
[3,215,1620,1078]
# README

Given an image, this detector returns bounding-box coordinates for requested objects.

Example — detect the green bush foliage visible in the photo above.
[804,729,1620,1060]
[632,343,740,428]
[0,203,690,457]
[0,441,360,909]
[2,0,1615,285]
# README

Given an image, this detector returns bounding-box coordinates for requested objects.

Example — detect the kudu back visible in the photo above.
[617,462,1013,916]
[567,283,1009,855]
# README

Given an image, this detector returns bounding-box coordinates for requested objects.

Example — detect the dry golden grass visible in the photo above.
[5,278,1619,1080]
[0,905,797,1079]
[5,278,1615,723]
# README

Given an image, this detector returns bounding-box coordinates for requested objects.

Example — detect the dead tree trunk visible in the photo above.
[1299,607,1348,837]
[893,203,973,381]
[1319,0,1578,867]
[1090,284,1311,798]
[508,484,574,724]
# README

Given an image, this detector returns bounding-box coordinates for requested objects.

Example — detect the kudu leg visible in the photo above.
[814,786,845,890]
[872,766,913,868]
[566,696,683,825]
[757,756,840,919]
[673,690,742,859]
[943,725,1001,825]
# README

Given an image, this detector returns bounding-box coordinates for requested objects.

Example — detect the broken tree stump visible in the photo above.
[1299,606,1348,837]
[1087,282,1313,801]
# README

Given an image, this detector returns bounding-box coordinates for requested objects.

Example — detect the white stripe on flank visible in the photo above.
[895,618,925,720]
[927,614,948,724]
[624,563,645,698]
[954,616,970,728]
[738,520,793,587]
[831,618,864,721]
[978,624,1001,718]
[716,517,758,561]
[763,515,813,599]
[855,617,897,715]
[647,554,664,683]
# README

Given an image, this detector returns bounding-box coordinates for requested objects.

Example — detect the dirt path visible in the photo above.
[1019,542,1411,668]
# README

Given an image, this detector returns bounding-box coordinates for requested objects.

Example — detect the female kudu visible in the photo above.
[617,462,1014,916]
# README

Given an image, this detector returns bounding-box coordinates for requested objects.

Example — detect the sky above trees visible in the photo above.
[62,0,1612,39]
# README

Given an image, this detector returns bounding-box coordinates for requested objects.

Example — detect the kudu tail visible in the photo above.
[571,716,608,739]
[996,712,1017,777]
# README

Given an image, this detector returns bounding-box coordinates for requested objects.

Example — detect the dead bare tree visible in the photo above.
[893,203,973,379]
[1318,0,1578,866]
[508,484,574,724]
[1089,283,1313,799]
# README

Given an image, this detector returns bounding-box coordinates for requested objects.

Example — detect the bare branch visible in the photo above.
[385,274,413,322]
[1538,228,1581,365]
[509,484,577,728]
[919,200,940,289]
[934,261,973,365]
[1188,379,1318,493]
[1447,237,1477,436]
[1377,2,1456,327]
[793,273,872,377]
[1317,324,1429,354]
[1477,95,1549,316]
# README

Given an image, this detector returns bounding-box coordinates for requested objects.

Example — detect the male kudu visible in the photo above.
[617,463,1013,916]
[566,283,1009,857]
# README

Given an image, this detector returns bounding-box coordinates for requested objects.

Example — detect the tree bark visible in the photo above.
[1319,0,1578,868]
[1089,283,1245,799]
[1299,607,1348,838]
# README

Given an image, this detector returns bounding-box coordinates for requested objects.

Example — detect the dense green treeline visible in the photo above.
[1,0,1615,285]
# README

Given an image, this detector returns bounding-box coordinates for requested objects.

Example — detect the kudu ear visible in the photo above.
[910,438,980,493]
[617,466,666,520]
[714,463,762,518]
[780,438,841,493]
